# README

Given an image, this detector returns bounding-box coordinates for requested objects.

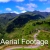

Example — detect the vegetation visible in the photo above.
[0,12,50,50]
[37,31,50,48]
[13,48,40,50]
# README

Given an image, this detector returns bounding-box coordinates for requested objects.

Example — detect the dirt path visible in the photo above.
[4,30,41,50]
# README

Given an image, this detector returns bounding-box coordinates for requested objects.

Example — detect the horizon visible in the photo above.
[0,10,50,14]
[0,0,50,14]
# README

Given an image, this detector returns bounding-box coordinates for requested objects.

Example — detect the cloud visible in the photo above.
[26,3,37,11]
[11,10,26,14]
[40,8,50,12]
[13,0,24,2]
[26,3,37,8]
[16,3,37,11]
[6,8,12,11]
[11,11,19,14]
[39,0,50,4]
[39,0,47,2]
[21,10,26,13]
[26,7,34,11]
[45,8,50,12]
[0,0,24,3]
[47,0,50,4]
[0,0,10,3]
[16,6,25,11]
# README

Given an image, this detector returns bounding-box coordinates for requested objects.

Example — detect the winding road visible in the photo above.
[4,30,41,50]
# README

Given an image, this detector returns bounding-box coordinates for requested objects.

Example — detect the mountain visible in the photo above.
[0,11,50,26]
[33,10,50,17]
[0,11,50,49]
[0,13,18,26]
[25,10,50,17]
[6,13,45,33]
[0,11,50,33]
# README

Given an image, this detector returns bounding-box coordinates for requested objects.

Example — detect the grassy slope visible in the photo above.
[8,19,50,50]
[6,20,37,40]
[37,31,50,49]
[0,18,50,50]
[1,19,50,40]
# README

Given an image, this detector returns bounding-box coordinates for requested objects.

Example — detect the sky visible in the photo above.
[0,0,50,14]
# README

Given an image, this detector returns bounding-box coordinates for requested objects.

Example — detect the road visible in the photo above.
[4,30,41,50]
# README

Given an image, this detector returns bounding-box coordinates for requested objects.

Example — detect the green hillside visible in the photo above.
[0,12,50,50]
